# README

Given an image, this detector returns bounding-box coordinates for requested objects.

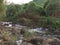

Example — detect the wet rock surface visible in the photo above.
[0,24,60,45]
[23,37,60,45]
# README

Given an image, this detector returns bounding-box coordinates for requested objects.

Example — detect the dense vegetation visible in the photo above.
[5,0,60,29]
[0,0,6,21]
[0,0,60,30]
[0,0,60,45]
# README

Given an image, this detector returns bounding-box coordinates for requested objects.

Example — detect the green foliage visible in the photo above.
[0,0,6,21]
[33,0,48,8]
[45,0,60,16]
[5,0,60,29]
[38,16,60,29]
[6,4,22,22]
[23,31,33,39]
[6,2,45,23]
[0,0,4,12]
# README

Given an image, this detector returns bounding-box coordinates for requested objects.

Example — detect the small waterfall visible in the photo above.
[16,40,23,45]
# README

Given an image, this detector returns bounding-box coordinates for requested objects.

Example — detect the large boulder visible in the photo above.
[42,38,60,45]
[24,37,60,45]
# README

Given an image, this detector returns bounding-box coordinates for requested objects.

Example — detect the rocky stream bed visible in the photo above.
[0,24,60,45]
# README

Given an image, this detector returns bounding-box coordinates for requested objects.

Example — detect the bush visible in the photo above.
[38,16,60,29]
[23,31,33,39]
